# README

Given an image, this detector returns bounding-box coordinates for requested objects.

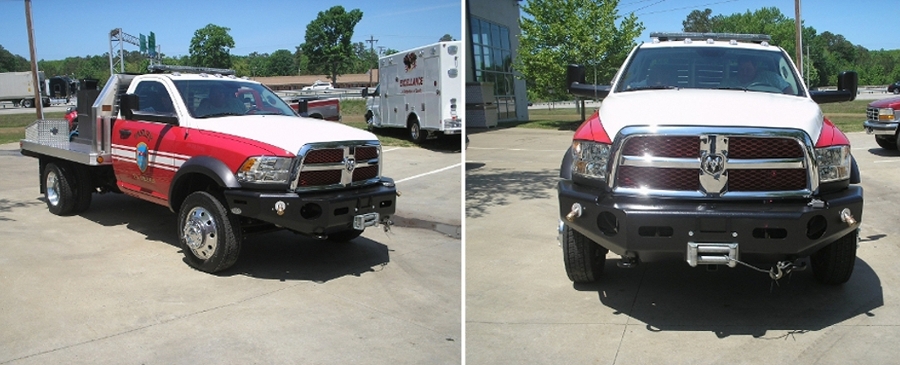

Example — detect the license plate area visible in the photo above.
[687,242,738,268]
[353,212,380,230]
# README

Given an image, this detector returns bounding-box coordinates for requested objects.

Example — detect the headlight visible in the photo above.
[879,108,895,121]
[816,145,850,183]
[237,156,293,184]
[572,140,611,181]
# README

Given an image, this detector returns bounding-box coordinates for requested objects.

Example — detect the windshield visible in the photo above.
[173,79,297,118]
[616,46,804,96]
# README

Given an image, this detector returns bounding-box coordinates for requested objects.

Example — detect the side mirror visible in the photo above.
[120,94,139,120]
[361,88,369,98]
[566,64,612,100]
[811,71,858,104]
[567,64,585,88]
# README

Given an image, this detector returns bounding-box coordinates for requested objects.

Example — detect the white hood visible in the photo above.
[600,89,824,144]
[191,115,378,153]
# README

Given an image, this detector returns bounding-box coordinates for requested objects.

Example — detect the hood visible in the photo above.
[600,89,824,143]
[868,96,900,109]
[191,115,378,154]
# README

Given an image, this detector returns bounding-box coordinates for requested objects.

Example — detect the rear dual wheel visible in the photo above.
[43,162,92,216]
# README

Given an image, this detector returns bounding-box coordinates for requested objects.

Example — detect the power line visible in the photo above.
[636,0,740,16]
[632,0,667,13]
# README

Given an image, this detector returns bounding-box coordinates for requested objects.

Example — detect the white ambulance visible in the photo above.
[364,41,463,144]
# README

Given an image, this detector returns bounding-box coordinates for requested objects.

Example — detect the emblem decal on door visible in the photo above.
[136,142,149,172]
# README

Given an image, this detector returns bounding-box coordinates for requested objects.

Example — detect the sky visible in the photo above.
[618,0,900,51]
[0,0,462,60]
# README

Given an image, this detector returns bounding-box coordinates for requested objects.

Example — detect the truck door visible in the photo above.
[110,79,184,206]
[422,53,441,129]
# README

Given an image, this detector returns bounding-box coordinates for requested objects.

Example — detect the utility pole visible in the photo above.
[365,35,378,86]
[795,0,802,75]
[25,0,43,119]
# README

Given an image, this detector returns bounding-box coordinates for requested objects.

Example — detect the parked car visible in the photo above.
[302,80,333,91]
[888,81,900,94]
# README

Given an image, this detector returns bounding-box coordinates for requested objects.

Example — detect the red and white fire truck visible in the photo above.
[559,33,863,285]
[20,65,397,273]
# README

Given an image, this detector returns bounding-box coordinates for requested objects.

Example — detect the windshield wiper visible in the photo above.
[626,85,679,91]
[716,86,749,91]
[197,112,243,118]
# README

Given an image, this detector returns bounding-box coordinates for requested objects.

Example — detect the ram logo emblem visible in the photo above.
[343,157,356,172]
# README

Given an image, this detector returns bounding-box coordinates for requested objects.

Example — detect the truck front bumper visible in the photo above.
[558,180,863,261]
[863,119,898,135]
[224,179,397,236]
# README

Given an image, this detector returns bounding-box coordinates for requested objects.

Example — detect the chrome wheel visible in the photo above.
[45,169,60,207]
[183,206,218,260]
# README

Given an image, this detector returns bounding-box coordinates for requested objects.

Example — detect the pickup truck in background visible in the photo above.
[289,97,341,121]
[863,96,900,149]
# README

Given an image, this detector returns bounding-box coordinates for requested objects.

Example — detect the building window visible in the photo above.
[470,16,516,121]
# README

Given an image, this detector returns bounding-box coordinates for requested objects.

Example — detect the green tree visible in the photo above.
[516,0,643,101]
[269,49,297,76]
[682,9,719,33]
[440,34,455,42]
[293,46,310,75]
[0,44,29,72]
[300,6,363,83]
[189,24,236,69]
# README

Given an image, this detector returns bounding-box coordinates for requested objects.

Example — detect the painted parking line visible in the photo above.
[467,147,567,152]
[395,163,461,183]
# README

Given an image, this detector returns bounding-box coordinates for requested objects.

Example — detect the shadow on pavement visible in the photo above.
[866,147,900,157]
[465,167,558,219]
[75,193,391,282]
[574,257,883,338]
[225,230,390,282]
[0,198,44,221]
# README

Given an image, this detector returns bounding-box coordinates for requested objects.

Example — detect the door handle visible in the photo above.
[119,129,132,139]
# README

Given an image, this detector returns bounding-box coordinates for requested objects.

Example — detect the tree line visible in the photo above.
[0,5,454,87]
[516,2,900,102]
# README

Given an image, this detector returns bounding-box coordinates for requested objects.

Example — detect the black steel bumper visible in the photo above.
[558,180,863,259]
[224,179,397,235]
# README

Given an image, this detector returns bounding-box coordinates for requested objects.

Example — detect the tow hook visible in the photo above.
[840,208,857,226]
[381,216,394,233]
[565,203,583,222]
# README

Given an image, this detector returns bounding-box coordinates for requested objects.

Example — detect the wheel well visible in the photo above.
[169,173,220,213]
[309,113,324,119]
[406,113,419,128]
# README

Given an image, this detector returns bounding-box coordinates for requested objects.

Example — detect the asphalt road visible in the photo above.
[0,141,461,364]
[465,127,899,364]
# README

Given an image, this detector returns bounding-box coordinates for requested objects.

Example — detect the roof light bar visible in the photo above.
[650,32,771,44]
[147,64,236,75]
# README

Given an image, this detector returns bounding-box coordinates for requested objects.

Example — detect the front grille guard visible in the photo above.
[605,126,818,199]
[289,140,382,192]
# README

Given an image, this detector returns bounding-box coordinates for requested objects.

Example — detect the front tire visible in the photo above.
[178,191,241,273]
[562,224,607,283]
[811,229,857,285]
[328,230,364,242]
[43,162,76,216]
[876,135,897,150]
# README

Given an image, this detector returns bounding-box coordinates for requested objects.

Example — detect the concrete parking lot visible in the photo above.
[466,127,899,364]
[0,141,461,364]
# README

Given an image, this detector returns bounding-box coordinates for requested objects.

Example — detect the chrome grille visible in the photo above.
[866,107,878,121]
[291,141,382,191]
[610,128,814,199]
